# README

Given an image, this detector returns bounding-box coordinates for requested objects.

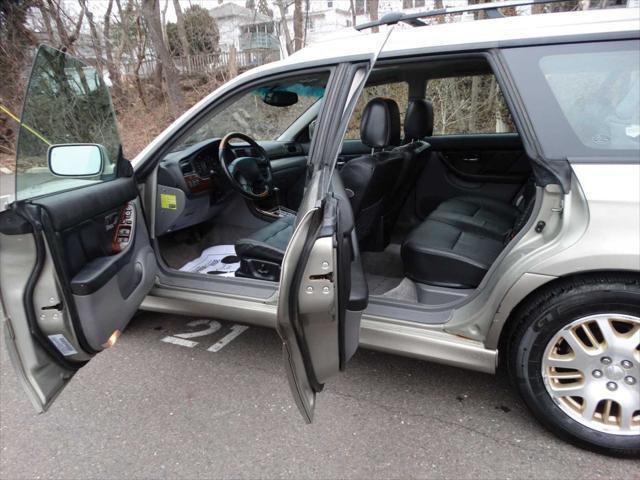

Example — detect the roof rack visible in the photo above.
[355,0,577,31]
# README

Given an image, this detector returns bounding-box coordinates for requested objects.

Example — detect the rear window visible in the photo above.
[426,74,515,135]
[503,40,640,160]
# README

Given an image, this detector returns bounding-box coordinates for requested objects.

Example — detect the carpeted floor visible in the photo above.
[160,224,415,300]
[158,222,255,269]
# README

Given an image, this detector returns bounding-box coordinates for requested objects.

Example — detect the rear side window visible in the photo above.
[426,74,515,135]
[344,81,408,139]
[503,40,640,160]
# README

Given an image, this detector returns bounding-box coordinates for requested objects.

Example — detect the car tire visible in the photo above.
[507,274,640,457]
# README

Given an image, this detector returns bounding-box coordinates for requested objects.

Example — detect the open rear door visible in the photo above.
[0,46,156,412]
[276,52,389,421]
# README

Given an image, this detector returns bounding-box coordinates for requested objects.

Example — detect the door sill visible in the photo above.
[140,286,496,374]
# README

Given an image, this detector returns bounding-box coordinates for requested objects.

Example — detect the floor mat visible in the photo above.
[179,245,240,276]
[366,274,404,296]
[362,243,404,278]
[381,277,418,303]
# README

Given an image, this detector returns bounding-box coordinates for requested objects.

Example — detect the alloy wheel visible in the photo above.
[541,313,640,435]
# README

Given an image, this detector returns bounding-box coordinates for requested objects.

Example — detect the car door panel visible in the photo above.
[277,173,367,422]
[276,60,375,422]
[1,224,79,412]
[69,199,156,351]
[0,187,156,402]
[412,133,531,218]
[1,45,157,412]
[333,175,366,367]
[426,133,523,151]
[1,190,156,408]
[32,177,137,231]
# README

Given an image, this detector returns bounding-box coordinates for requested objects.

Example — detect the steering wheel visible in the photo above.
[218,132,273,200]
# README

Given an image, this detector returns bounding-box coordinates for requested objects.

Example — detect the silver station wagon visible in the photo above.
[1,0,638,457]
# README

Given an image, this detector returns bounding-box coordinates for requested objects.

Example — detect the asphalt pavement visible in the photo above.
[0,312,635,479]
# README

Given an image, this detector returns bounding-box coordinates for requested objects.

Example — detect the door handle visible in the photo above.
[463,157,480,162]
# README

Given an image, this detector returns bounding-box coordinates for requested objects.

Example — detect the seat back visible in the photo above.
[340,98,404,249]
[384,99,435,238]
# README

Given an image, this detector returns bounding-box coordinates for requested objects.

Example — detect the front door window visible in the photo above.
[15,45,121,200]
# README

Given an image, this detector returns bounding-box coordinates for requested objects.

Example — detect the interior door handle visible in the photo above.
[463,157,480,162]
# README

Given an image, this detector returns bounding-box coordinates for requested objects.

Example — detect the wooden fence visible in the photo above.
[122,49,279,79]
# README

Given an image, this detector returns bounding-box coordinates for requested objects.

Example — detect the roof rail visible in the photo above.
[355,0,580,31]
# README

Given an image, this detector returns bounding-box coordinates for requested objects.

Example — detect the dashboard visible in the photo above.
[179,148,217,194]
[155,138,308,236]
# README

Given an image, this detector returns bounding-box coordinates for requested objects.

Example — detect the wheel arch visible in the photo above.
[491,269,640,372]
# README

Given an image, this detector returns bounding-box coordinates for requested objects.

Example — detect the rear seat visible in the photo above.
[401,180,536,288]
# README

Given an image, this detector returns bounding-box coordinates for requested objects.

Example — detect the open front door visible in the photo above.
[276,60,382,422]
[0,46,156,412]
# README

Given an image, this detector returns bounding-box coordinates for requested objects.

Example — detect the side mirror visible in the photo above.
[47,144,105,177]
[262,90,298,107]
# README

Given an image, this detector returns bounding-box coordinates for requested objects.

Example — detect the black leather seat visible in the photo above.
[235,97,404,280]
[234,215,295,281]
[340,97,404,249]
[429,195,520,240]
[401,180,536,288]
[385,99,434,237]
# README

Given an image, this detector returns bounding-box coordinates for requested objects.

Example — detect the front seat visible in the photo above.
[234,97,404,281]
[339,97,404,250]
[234,214,295,281]
[384,99,434,238]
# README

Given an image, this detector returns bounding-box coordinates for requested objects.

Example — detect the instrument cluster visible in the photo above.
[180,148,217,194]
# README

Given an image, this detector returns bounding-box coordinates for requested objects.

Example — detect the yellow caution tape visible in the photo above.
[0,104,51,146]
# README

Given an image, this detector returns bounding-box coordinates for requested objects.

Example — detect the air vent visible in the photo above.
[180,161,193,174]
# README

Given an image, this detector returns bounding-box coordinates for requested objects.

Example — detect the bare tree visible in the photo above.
[274,0,294,55]
[79,0,105,65]
[161,0,170,42]
[34,0,55,44]
[303,0,310,45]
[75,0,121,99]
[42,0,85,52]
[348,0,357,27]
[0,0,37,163]
[141,0,184,117]
[103,0,123,98]
[293,0,303,51]
[367,0,379,33]
[172,0,190,58]
[113,0,148,104]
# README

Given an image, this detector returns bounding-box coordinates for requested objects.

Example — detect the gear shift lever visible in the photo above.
[273,186,281,208]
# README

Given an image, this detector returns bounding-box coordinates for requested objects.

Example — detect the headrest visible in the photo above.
[360,97,401,148]
[404,99,434,141]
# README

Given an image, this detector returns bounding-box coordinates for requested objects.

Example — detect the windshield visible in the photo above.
[172,74,328,151]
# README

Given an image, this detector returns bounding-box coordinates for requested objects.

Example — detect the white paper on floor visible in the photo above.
[179,244,240,276]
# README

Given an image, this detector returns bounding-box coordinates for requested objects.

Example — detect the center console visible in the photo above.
[259,205,297,219]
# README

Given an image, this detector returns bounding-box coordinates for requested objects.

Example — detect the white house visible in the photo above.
[209,2,281,64]
[280,1,455,48]
[209,0,637,59]
[206,1,478,59]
